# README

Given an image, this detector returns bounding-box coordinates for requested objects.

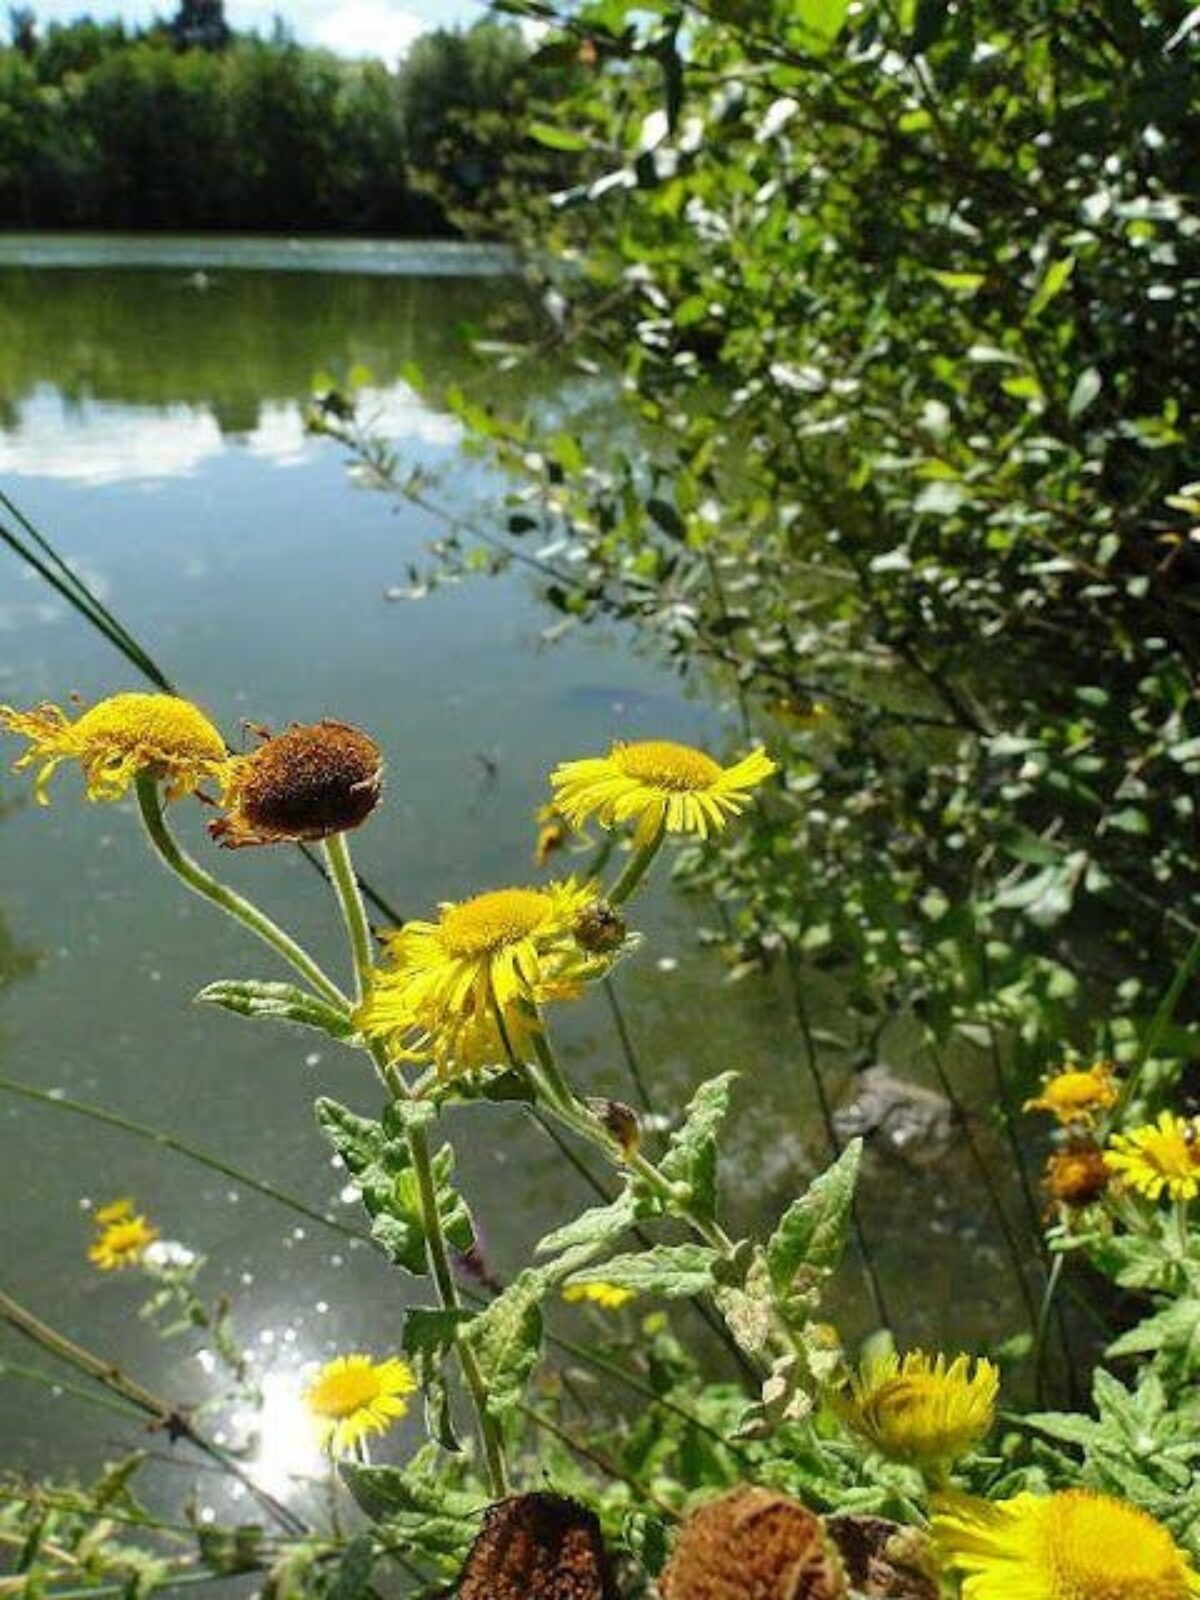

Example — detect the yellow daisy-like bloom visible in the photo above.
[88,1211,159,1271]
[563,1281,636,1310]
[1023,1063,1118,1127]
[1105,1111,1200,1203]
[1,692,227,805]
[933,1488,1200,1600]
[841,1349,999,1470]
[93,1197,136,1226]
[305,1353,416,1454]
[550,740,776,845]
[357,880,604,1073]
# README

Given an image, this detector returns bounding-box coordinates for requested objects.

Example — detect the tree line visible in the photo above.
[0,2,538,232]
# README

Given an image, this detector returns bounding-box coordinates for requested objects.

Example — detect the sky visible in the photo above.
[21,0,492,63]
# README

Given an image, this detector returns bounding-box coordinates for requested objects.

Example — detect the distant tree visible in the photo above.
[169,0,230,52]
[8,7,35,55]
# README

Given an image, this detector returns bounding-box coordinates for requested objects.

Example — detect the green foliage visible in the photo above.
[314,1097,474,1273]
[426,0,1200,1080]
[0,15,541,232]
[766,1140,862,1311]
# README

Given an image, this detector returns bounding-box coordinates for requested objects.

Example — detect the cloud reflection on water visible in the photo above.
[0,386,462,488]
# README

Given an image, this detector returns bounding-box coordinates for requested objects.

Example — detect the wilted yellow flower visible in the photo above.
[1,692,227,804]
[1042,1143,1110,1214]
[357,881,602,1072]
[305,1354,415,1453]
[210,720,382,848]
[1023,1063,1118,1127]
[932,1488,1200,1600]
[1106,1111,1200,1203]
[841,1349,998,1470]
[88,1206,158,1271]
[550,740,775,845]
[533,803,571,868]
[563,1281,636,1310]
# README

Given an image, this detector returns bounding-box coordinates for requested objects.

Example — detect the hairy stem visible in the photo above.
[134,774,348,1011]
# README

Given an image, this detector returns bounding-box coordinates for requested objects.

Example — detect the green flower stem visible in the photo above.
[323,833,508,1500]
[527,1021,735,1257]
[323,832,374,1003]
[606,822,665,906]
[134,773,348,1011]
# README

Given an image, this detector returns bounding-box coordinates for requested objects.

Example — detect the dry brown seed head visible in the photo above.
[454,1493,618,1600]
[210,720,382,848]
[574,900,627,954]
[661,1486,847,1600]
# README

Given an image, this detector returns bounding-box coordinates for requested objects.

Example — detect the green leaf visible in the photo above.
[314,1099,472,1275]
[196,980,353,1039]
[536,1190,638,1257]
[567,1243,722,1299]
[325,1535,375,1600]
[646,497,688,541]
[795,0,851,51]
[462,1269,547,1421]
[1027,255,1076,319]
[1068,366,1103,419]
[528,121,591,152]
[340,1461,479,1557]
[766,1140,862,1302]
[660,1070,738,1223]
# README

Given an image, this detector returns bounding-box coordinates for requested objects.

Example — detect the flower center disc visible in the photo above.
[77,693,226,761]
[1043,1493,1193,1600]
[611,740,724,791]
[311,1365,382,1419]
[441,889,553,956]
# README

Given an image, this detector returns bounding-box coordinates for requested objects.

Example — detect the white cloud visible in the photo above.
[310,0,426,62]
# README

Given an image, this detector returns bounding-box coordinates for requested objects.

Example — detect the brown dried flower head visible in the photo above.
[210,720,382,848]
[660,1486,847,1600]
[1043,1142,1111,1212]
[574,900,628,954]
[454,1493,618,1600]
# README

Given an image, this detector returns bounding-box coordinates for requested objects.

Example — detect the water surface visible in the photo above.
[0,238,1027,1507]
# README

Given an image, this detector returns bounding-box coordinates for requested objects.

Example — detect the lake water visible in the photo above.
[0,237,1029,1508]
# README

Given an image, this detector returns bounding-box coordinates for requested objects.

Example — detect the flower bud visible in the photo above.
[586,1097,641,1160]
[210,720,382,848]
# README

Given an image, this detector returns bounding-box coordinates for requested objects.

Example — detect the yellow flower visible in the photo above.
[356,880,603,1073]
[89,1210,158,1271]
[841,1349,998,1470]
[1106,1111,1200,1203]
[211,720,382,848]
[1023,1063,1118,1127]
[550,740,776,845]
[932,1488,1200,1600]
[1,692,227,805]
[563,1281,636,1310]
[305,1353,415,1453]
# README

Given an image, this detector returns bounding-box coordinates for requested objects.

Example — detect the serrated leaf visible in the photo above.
[462,1269,547,1420]
[660,1071,738,1223]
[340,1462,479,1538]
[766,1140,862,1301]
[567,1243,721,1299]
[314,1099,472,1276]
[536,1190,637,1256]
[196,980,353,1039]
